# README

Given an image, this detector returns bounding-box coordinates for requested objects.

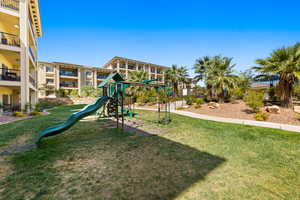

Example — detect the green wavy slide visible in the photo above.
[37,96,109,143]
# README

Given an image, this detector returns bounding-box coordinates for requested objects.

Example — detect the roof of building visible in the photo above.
[29,0,43,37]
[102,56,169,69]
[38,61,114,73]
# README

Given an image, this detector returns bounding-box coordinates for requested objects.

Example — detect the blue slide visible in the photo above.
[37,96,109,143]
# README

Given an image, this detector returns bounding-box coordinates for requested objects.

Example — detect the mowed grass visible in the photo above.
[0,105,299,200]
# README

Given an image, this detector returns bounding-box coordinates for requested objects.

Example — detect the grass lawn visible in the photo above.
[0,105,299,200]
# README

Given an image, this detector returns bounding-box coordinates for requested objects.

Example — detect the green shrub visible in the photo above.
[136,95,148,105]
[34,103,42,112]
[195,98,205,105]
[147,89,157,104]
[244,90,264,113]
[70,89,79,98]
[185,96,196,105]
[294,84,300,100]
[195,104,202,109]
[81,86,102,97]
[230,87,245,100]
[13,112,26,117]
[255,112,269,121]
[176,106,184,110]
[29,111,41,116]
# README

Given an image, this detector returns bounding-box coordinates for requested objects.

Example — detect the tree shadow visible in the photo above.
[1,119,226,200]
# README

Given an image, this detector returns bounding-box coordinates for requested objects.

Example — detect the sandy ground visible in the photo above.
[138,101,300,126]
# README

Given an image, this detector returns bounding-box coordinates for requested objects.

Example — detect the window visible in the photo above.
[46,66,54,72]
[128,65,136,70]
[151,67,156,73]
[86,71,92,76]
[46,79,54,84]
[46,91,55,96]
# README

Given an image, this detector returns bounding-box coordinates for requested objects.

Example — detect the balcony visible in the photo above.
[29,46,36,62]
[128,65,136,70]
[60,70,78,77]
[97,74,108,79]
[60,82,78,88]
[0,0,19,12]
[29,74,36,87]
[0,67,20,82]
[0,32,20,47]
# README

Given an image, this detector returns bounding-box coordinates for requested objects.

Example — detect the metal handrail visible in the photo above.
[60,72,78,77]
[0,32,20,47]
[60,83,78,88]
[97,75,109,79]
[0,0,19,11]
[29,74,36,87]
[0,67,20,81]
[29,46,36,62]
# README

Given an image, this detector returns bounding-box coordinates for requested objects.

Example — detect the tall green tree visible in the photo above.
[194,56,237,102]
[165,64,189,95]
[254,43,300,107]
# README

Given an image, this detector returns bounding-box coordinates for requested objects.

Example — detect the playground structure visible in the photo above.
[37,73,172,143]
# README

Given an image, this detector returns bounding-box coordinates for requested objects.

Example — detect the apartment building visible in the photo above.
[103,56,167,83]
[38,56,196,98]
[38,61,113,98]
[0,0,42,111]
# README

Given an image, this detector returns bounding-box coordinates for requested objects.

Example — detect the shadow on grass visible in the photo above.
[1,119,226,200]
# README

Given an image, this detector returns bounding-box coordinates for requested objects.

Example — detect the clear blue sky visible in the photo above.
[38,0,300,76]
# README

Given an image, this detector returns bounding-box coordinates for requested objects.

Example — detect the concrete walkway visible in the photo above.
[136,107,300,133]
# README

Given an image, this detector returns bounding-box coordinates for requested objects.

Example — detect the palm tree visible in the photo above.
[128,71,149,97]
[254,43,300,108]
[165,64,189,95]
[194,56,237,102]
[194,56,214,99]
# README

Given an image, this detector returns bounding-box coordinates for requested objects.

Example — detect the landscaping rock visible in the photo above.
[208,102,220,109]
[265,105,280,114]
[294,106,300,113]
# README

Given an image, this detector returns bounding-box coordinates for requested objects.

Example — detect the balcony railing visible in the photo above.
[29,46,36,62]
[29,74,36,87]
[60,83,78,88]
[0,67,20,81]
[128,65,136,70]
[0,0,19,11]
[60,71,78,77]
[0,32,20,47]
[97,75,108,79]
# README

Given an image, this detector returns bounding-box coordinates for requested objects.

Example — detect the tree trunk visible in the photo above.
[279,79,293,108]
[218,89,225,103]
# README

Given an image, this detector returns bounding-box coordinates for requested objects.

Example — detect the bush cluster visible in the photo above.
[136,89,157,106]
[255,112,269,121]
[244,90,264,113]
[195,98,205,109]
[13,112,26,117]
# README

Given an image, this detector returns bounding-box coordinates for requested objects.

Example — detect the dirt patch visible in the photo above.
[110,118,168,136]
[184,101,300,126]
[139,101,300,126]
[0,134,36,155]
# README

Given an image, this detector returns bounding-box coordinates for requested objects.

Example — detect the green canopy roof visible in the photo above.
[98,73,125,88]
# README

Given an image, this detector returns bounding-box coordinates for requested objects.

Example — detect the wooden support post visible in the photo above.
[121,88,124,130]
[116,86,119,129]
